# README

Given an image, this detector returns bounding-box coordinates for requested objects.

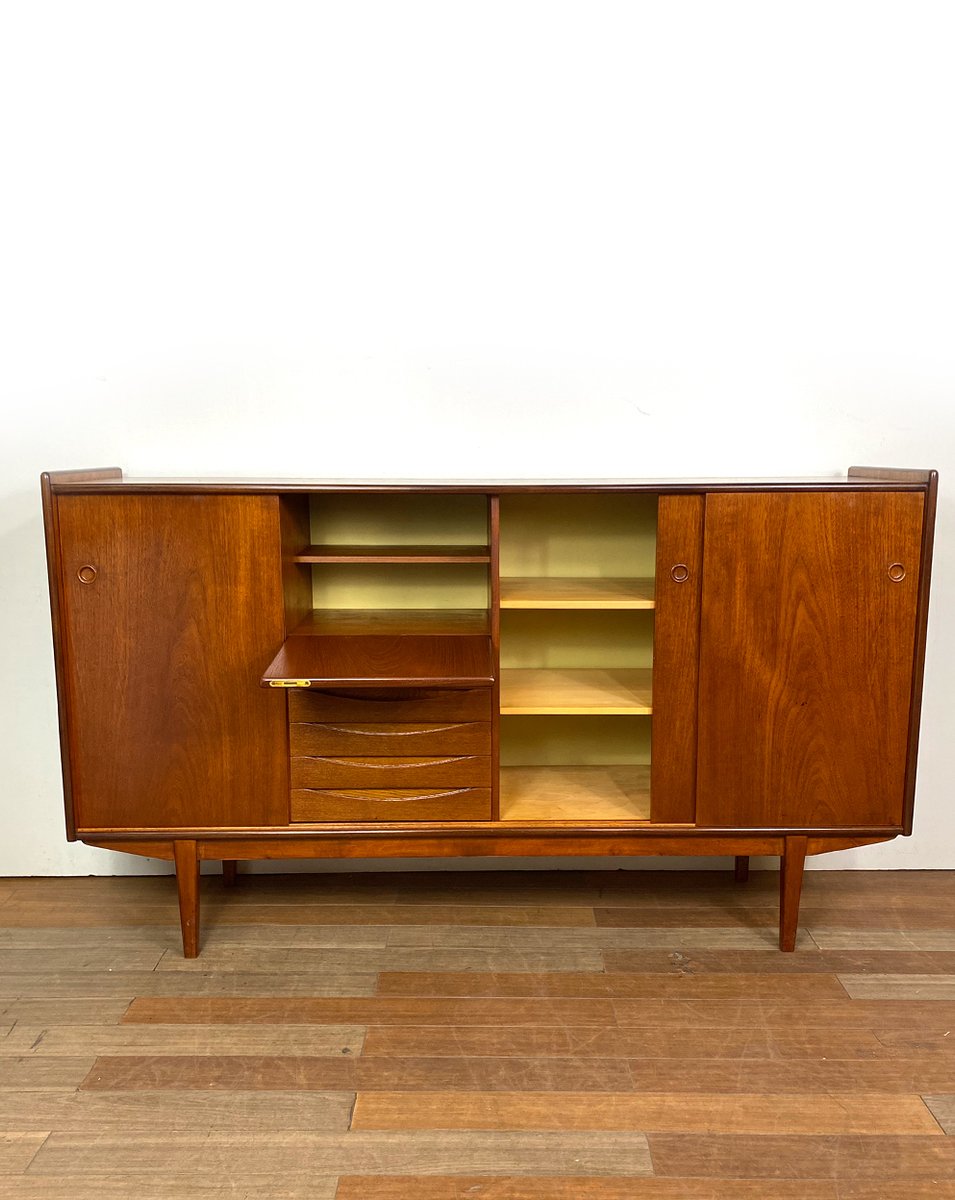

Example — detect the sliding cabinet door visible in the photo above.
[696,491,924,829]
[56,494,288,831]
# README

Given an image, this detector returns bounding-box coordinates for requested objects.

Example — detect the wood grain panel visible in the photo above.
[290,688,492,722]
[57,494,288,829]
[291,721,491,756]
[264,636,494,687]
[651,494,703,822]
[351,1090,940,1134]
[697,491,923,827]
[291,756,491,789]
[291,788,493,822]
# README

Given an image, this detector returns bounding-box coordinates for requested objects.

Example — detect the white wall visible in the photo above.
[3,0,953,875]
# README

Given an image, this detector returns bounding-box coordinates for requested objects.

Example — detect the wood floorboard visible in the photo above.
[602,948,955,973]
[359,1025,888,1059]
[647,1132,955,1178]
[382,926,807,949]
[0,1178,340,1199]
[0,1025,365,1056]
[0,1089,355,1131]
[839,974,955,998]
[335,1180,955,1199]
[373,970,848,998]
[0,1000,133,1026]
[4,868,955,1193]
[153,946,608,972]
[0,970,379,998]
[25,1130,654,1176]
[0,903,597,929]
[811,930,955,950]
[0,1133,49,1173]
[0,1058,98,1089]
[79,1053,637,1092]
[350,1089,942,1134]
[122,996,620,1025]
[624,1058,955,1092]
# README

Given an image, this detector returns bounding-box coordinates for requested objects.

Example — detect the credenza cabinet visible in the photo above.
[41,468,937,955]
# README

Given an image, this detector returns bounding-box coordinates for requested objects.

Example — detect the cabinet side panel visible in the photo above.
[58,494,288,830]
[696,491,924,829]
[650,494,704,823]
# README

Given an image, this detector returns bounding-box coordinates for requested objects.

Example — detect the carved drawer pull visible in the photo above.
[888,563,906,582]
[670,563,689,583]
[77,565,97,584]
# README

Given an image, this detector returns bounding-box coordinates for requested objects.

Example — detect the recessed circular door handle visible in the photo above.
[887,563,906,582]
[670,563,689,583]
[77,565,97,584]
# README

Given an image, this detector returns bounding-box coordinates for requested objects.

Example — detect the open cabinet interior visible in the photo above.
[266,493,494,685]
[498,493,657,822]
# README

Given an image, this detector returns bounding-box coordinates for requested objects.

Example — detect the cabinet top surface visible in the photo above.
[43,470,936,494]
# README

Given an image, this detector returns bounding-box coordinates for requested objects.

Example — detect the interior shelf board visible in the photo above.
[500,577,656,608]
[293,609,490,636]
[500,765,651,821]
[294,544,491,563]
[500,668,653,714]
[262,634,494,688]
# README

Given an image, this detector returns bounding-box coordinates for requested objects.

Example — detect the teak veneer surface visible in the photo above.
[54,494,288,830]
[263,635,494,687]
[697,490,924,828]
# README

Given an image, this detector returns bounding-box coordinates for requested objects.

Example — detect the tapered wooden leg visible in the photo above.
[222,860,238,887]
[779,835,808,952]
[173,840,201,958]
[734,855,750,883]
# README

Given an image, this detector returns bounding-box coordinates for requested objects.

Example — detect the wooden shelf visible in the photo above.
[500,765,651,821]
[500,668,652,714]
[294,545,490,564]
[500,577,655,609]
[262,634,494,688]
[293,609,490,636]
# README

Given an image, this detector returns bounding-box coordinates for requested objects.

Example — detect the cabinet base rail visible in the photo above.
[84,832,891,958]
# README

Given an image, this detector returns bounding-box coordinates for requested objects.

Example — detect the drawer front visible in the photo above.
[291,787,492,822]
[290,721,491,757]
[289,687,492,723]
[292,755,491,789]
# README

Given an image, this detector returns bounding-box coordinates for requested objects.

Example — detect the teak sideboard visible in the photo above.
[41,467,938,956]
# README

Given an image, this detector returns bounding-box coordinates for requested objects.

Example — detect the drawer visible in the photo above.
[291,787,492,822]
[289,687,492,723]
[290,720,491,757]
[291,755,491,789]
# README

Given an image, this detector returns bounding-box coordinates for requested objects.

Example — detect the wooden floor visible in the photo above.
[4,868,955,1197]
